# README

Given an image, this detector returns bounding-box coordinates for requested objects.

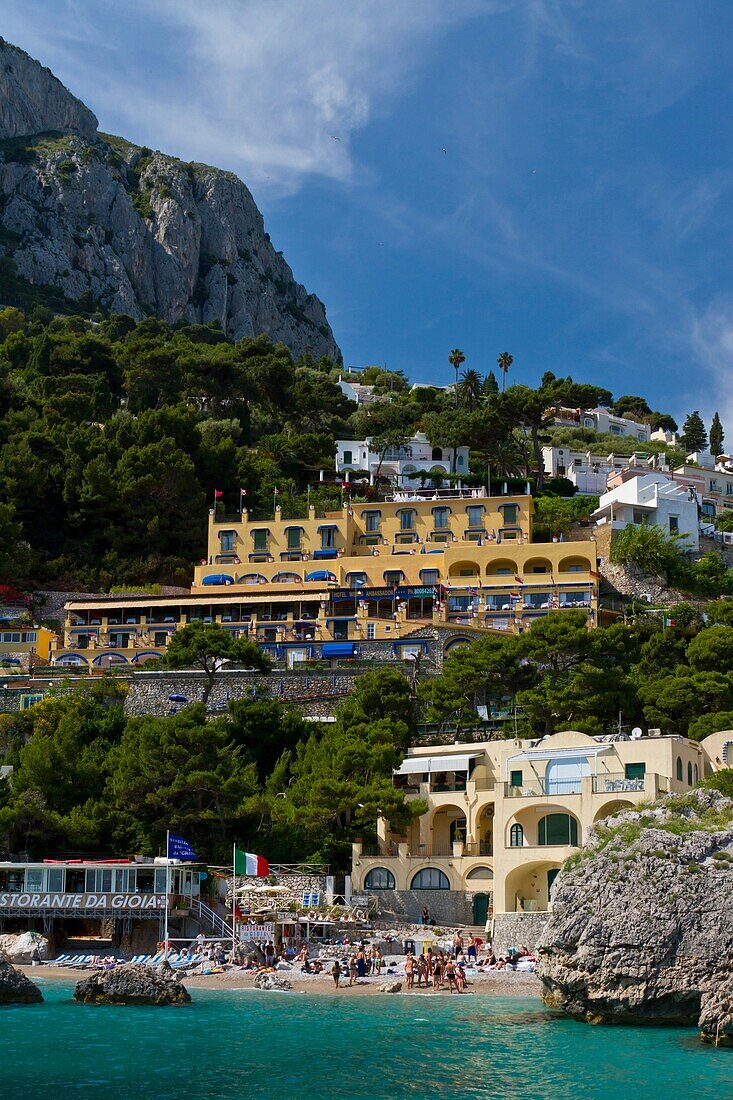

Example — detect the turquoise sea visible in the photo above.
[4,980,731,1099]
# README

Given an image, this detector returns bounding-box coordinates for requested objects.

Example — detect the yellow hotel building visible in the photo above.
[52,491,599,668]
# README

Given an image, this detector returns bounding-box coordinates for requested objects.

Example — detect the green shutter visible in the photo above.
[510,770,523,787]
[625,763,645,781]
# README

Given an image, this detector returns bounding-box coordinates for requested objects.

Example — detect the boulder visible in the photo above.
[700,984,733,1048]
[537,789,733,1045]
[253,972,292,991]
[73,963,191,1006]
[0,931,49,963]
[0,959,43,1003]
[378,981,402,994]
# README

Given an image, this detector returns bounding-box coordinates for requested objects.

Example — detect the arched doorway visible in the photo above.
[472,892,490,925]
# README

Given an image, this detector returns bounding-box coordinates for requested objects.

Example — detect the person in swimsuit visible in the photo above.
[445,957,456,993]
[405,951,415,990]
[332,959,341,988]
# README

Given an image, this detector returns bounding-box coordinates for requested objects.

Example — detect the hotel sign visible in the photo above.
[0,892,168,911]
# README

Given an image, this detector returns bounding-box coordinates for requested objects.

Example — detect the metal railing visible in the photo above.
[505,779,583,798]
[592,772,645,794]
[190,898,235,939]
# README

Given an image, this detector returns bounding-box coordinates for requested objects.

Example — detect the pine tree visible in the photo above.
[482,370,499,396]
[710,412,725,457]
[680,410,708,453]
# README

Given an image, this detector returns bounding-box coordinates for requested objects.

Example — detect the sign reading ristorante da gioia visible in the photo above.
[0,892,169,910]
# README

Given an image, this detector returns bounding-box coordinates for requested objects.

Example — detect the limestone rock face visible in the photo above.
[537,789,733,1043]
[378,981,402,993]
[0,40,340,361]
[0,39,97,140]
[73,962,191,1006]
[0,959,43,1003]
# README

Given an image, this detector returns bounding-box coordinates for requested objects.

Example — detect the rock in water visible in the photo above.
[537,789,733,1043]
[253,972,292,991]
[73,963,191,1006]
[0,40,340,361]
[0,959,43,1003]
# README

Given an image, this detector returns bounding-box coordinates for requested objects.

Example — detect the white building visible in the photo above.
[337,377,385,407]
[671,452,733,521]
[336,432,470,488]
[592,471,699,551]
[542,447,668,497]
[550,406,651,442]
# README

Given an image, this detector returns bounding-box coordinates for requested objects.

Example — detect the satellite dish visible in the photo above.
[631,727,643,740]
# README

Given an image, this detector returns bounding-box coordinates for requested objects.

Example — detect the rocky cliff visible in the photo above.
[537,789,733,1046]
[0,39,340,360]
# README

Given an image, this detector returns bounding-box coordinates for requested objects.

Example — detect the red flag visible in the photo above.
[214,489,223,500]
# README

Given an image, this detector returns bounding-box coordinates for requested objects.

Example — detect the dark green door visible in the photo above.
[472,892,489,924]
[547,868,560,899]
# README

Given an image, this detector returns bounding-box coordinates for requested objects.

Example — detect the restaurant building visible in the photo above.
[0,857,204,950]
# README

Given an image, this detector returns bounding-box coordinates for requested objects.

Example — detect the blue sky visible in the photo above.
[3,1,733,430]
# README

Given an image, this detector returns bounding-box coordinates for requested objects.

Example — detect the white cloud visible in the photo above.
[0,0,486,195]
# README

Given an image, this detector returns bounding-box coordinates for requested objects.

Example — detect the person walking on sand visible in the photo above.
[332,959,341,989]
[445,957,456,993]
[416,953,427,989]
[405,951,415,990]
[349,954,358,987]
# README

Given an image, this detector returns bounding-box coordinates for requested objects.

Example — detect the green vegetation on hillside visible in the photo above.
[0,314,708,590]
[0,667,421,866]
[422,607,733,741]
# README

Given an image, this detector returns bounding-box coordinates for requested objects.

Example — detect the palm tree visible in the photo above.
[458,368,482,411]
[448,348,466,406]
[497,351,513,393]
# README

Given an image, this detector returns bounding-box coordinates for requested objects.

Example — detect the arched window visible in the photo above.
[694,763,699,784]
[432,447,443,461]
[410,868,450,890]
[676,757,683,782]
[364,867,395,890]
[538,814,578,846]
[465,865,493,881]
[687,761,693,786]
[509,823,524,848]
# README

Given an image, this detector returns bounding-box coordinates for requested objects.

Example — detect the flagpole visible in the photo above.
[232,842,237,965]
[164,829,170,961]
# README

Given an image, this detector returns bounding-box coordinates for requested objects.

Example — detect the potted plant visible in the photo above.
[452,829,465,858]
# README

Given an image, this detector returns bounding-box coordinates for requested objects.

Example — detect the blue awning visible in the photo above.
[313,549,338,559]
[202,573,233,585]
[317,523,339,530]
[306,570,336,581]
[322,642,356,658]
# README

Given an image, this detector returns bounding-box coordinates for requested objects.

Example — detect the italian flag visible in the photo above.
[234,848,269,877]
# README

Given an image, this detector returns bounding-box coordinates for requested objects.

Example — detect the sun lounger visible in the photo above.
[45,953,69,965]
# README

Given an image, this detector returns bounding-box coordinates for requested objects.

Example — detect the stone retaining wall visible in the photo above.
[491,911,549,955]
[373,889,473,927]
[123,668,406,717]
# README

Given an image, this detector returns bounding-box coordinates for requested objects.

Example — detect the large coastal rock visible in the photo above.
[537,789,733,1043]
[0,959,43,1003]
[0,930,48,963]
[73,962,191,1006]
[0,39,97,140]
[253,971,292,991]
[0,40,340,361]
